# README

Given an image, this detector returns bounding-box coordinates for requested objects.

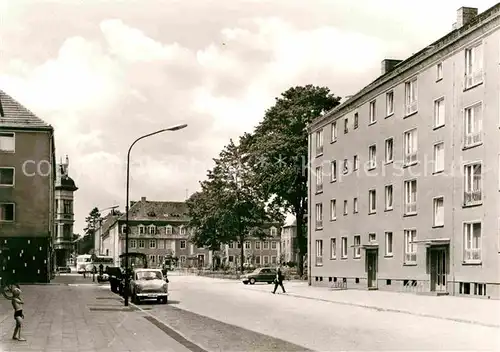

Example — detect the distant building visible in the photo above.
[0,89,56,283]
[308,6,500,298]
[54,155,78,267]
[281,216,299,264]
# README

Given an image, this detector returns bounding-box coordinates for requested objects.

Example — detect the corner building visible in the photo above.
[307,6,500,298]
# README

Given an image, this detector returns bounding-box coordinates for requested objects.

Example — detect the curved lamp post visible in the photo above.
[124,123,187,306]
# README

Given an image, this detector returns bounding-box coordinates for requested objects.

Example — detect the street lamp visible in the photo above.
[124,123,187,306]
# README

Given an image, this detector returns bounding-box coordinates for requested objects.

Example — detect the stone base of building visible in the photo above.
[310,275,500,299]
[0,236,51,285]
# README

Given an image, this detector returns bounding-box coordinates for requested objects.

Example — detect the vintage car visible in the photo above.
[241,267,279,285]
[129,268,169,304]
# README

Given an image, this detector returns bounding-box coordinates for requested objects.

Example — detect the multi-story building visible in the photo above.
[307,6,500,298]
[54,155,78,267]
[102,197,211,268]
[0,89,56,283]
[281,217,299,264]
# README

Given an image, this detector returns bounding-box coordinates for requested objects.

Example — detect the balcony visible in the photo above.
[315,256,323,266]
[464,132,482,147]
[405,100,417,116]
[464,190,482,206]
[404,202,417,215]
[404,152,417,166]
[404,253,416,263]
[464,248,481,262]
[464,70,483,89]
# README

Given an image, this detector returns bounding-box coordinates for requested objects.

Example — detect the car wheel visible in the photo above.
[249,278,256,285]
[243,281,248,285]
[161,297,168,304]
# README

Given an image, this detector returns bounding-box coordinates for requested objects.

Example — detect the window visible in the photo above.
[139,225,145,234]
[315,240,323,266]
[121,225,127,234]
[63,200,72,215]
[385,232,393,256]
[255,241,261,250]
[148,225,156,234]
[464,163,482,205]
[138,240,145,249]
[404,180,417,215]
[264,241,269,249]
[315,166,323,193]
[330,199,336,220]
[403,129,417,166]
[0,203,14,222]
[330,160,337,182]
[434,98,445,128]
[180,227,187,235]
[385,185,393,210]
[354,113,359,129]
[341,237,347,258]
[0,132,15,152]
[386,91,394,116]
[385,138,393,163]
[315,130,324,155]
[315,203,323,229]
[369,100,376,124]
[343,159,349,174]
[255,256,261,265]
[344,118,349,134]
[0,167,14,186]
[465,43,483,89]
[464,103,482,147]
[245,241,251,249]
[368,189,376,214]
[404,78,418,115]
[353,155,359,171]
[343,200,348,215]
[404,229,417,264]
[331,122,337,142]
[271,256,277,264]
[180,240,186,249]
[368,233,376,242]
[330,238,336,259]
[353,235,361,258]
[271,241,277,249]
[270,227,277,236]
[149,239,156,248]
[130,239,137,249]
[166,225,172,234]
[353,198,358,213]
[436,62,443,81]
[263,256,269,264]
[433,197,444,227]
[463,222,481,262]
[433,142,444,173]
[368,145,376,169]
[229,242,234,249]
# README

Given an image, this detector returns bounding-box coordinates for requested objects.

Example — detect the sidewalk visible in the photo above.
[243,280,500,328]
[0,275,193,352]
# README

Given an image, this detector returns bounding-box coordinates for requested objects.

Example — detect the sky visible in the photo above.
[0,0,497,235]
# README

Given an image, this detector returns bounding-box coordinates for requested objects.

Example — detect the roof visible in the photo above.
[100,212,122,234]
[0,90,52,130]
[119,199,190,222]
[309,3,500,130]
[55,176,78,191]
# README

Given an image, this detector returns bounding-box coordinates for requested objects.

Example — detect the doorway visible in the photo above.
[430,248,447,292]
[366,249,378,289]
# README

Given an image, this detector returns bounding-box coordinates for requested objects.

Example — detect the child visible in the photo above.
[11,287,26,341]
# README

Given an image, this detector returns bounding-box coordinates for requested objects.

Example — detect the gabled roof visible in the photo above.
[0,89,52,130]
[119,199,190,222]
[100,211,122,234]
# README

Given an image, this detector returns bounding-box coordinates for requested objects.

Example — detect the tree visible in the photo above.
[242,85,341,276]
[187,139,272,273]
[83,207,101,254]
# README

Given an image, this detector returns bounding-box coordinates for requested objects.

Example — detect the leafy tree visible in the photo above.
[82,207,101,253]
[242,85,341,276]
[187,139,272,272]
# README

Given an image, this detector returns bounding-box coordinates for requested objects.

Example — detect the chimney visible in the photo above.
[381,59,403,75]
[454,7,478,29]
[141,196,146,201]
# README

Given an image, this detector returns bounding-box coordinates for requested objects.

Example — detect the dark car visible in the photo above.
[241,267,279,285]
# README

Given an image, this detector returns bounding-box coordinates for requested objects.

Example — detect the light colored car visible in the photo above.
[129,268,169,304]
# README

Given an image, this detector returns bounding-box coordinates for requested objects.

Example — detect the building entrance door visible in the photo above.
[366,249,378,289]
[430,248,446,292]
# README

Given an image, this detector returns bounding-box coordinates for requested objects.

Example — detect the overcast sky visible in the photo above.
[0,0,497,235]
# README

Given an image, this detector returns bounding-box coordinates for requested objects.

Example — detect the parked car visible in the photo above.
[129,268,169,304]
[241,267,279,285]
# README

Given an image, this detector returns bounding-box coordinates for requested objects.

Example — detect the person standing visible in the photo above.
[11,287,26,341]
[272,265,286,294]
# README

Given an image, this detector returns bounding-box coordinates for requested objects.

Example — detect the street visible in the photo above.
[1,273,499,351]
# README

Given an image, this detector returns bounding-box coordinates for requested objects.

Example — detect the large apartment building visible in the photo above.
[0,90,56,283]
[307,6,500,298]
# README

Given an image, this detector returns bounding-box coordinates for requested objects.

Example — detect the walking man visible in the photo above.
[272,265,286,294]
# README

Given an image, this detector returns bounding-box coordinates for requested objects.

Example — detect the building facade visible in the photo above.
[54,156,78,267]
[0,89,56,283]
[308,6,500,298]
[281,217,299,264]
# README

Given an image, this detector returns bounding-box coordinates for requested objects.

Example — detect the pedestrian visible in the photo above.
[11,287,26,341]
[272,265,286,294]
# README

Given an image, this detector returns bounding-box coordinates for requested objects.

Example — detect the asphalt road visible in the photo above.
[135,275,500,351]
